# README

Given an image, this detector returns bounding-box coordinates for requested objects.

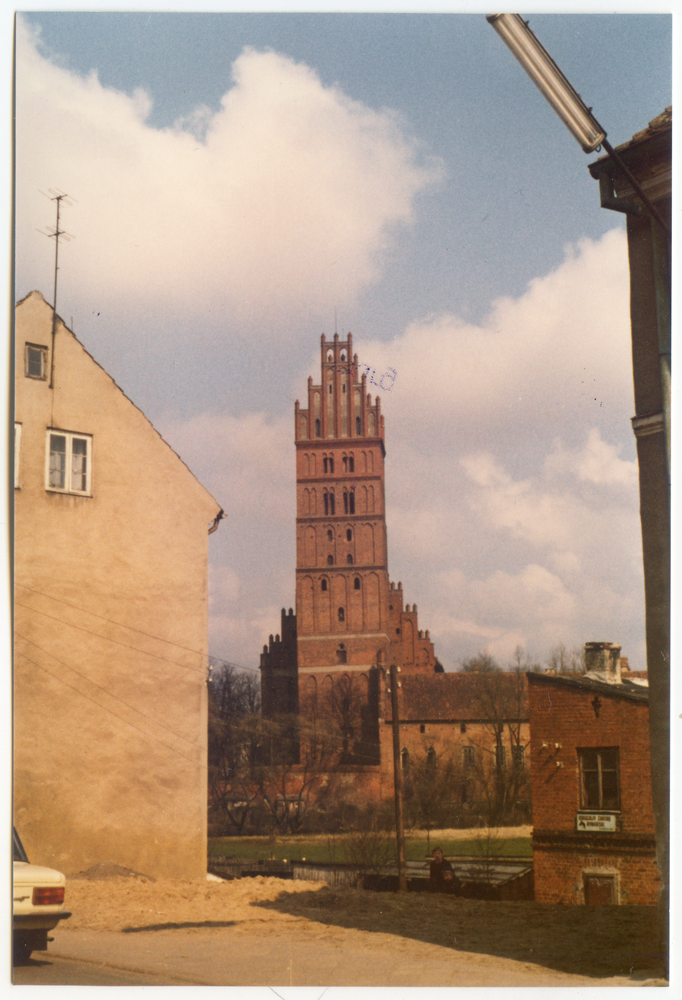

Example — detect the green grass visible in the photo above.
[208,834,532,863]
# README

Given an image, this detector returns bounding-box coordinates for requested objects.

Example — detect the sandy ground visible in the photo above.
[58,862,666,986]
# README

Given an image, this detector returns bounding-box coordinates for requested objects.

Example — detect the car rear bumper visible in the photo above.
[13,911,71,931]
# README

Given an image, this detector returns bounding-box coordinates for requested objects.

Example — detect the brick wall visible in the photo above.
[528,673,657,905]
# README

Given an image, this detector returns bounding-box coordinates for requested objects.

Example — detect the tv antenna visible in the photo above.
[37,188,75,388]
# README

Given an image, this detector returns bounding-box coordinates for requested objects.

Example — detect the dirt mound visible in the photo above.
[68,861,155,882]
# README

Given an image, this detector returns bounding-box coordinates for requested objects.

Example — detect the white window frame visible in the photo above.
[14,422,21,488]
[25,343,48,380]
[46,430,93,495]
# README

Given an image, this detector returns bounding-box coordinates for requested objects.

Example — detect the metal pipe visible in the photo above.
[601,138,671,237]
[208,509,225,535]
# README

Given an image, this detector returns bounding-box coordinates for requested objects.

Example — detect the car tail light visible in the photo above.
[32,887,65,906]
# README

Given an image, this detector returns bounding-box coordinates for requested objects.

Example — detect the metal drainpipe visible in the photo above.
[208,509,225,535]
[596,169,671,482]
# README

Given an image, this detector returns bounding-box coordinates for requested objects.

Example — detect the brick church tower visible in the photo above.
[261,333,439,767]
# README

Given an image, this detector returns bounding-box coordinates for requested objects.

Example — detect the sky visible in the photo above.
[13,9,673,676]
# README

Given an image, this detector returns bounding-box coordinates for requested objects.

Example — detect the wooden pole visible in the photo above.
[389,664,407,891]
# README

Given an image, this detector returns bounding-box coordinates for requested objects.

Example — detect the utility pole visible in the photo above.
[389,664,407,891]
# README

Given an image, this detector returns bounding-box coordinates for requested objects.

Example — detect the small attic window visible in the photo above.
[25,344,47,380]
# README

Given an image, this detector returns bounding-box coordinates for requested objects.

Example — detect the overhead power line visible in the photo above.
[15,646,208,771]
[15,583,260,675]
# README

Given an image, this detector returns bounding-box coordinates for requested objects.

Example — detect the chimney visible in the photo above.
[584,642,622,684]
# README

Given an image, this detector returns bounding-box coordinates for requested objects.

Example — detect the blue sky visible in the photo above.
[13,9,673,674]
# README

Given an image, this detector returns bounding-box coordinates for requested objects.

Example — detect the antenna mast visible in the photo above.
[38,189,74,388]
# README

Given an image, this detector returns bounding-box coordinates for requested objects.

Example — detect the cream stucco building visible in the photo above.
[14,290,222,879]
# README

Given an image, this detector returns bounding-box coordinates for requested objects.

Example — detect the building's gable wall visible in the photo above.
[14,292,220,878]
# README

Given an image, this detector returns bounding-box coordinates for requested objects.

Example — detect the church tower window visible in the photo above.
[338,607,345,622]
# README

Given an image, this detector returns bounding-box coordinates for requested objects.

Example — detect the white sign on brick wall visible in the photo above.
[576,812,617,832]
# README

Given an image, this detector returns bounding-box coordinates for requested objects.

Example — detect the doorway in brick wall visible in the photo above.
[584,874,616,904]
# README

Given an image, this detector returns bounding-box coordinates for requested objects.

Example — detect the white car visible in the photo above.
[13,829,71,963]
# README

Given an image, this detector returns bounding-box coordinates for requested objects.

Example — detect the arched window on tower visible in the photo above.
[354,577,361,590]
[401,748,410,771]
[321,578,328,591]
[342,455,347,473]
[356,416,362,435]
[349,455,354,472]
[327,555,334,566]
[349,490,355,514]
[315,418,321,438]
[426,747,437,769]
[324,493,329,515]
[327,528,333,542]
[346,528,352,541]
[329,492,335,515]
[327,349,334,362]
[336,643,347,664]
[347,554,353,564]
[340,349,347,362]
[338,607,345,622]
[329,456,334,473]
[343,492,349,515]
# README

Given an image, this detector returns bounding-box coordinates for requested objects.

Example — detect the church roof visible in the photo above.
[388,671,529,723]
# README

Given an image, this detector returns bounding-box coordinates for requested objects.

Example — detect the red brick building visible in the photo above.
[528,643,658,905]
[382,672,530,822]
[260,334,436,783]
[259,335,530,813]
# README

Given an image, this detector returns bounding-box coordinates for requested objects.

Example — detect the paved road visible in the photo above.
[13,951,190,985]
[42,927,665,988]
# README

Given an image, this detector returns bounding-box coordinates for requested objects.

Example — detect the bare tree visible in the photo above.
[458,653,531,826]
[207,662,262,833]
[404,745,462,852]
[249,713,341,834]
[323,673,368,764]
[546,643,586,675]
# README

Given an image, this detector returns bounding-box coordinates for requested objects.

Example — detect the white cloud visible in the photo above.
[545,428,638,486]
[16,18,441,328]
[356,228,631,437]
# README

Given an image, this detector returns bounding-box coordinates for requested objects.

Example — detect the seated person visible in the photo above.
[429,847,462,895]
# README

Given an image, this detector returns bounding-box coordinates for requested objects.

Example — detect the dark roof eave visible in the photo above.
[527,670,649,704]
